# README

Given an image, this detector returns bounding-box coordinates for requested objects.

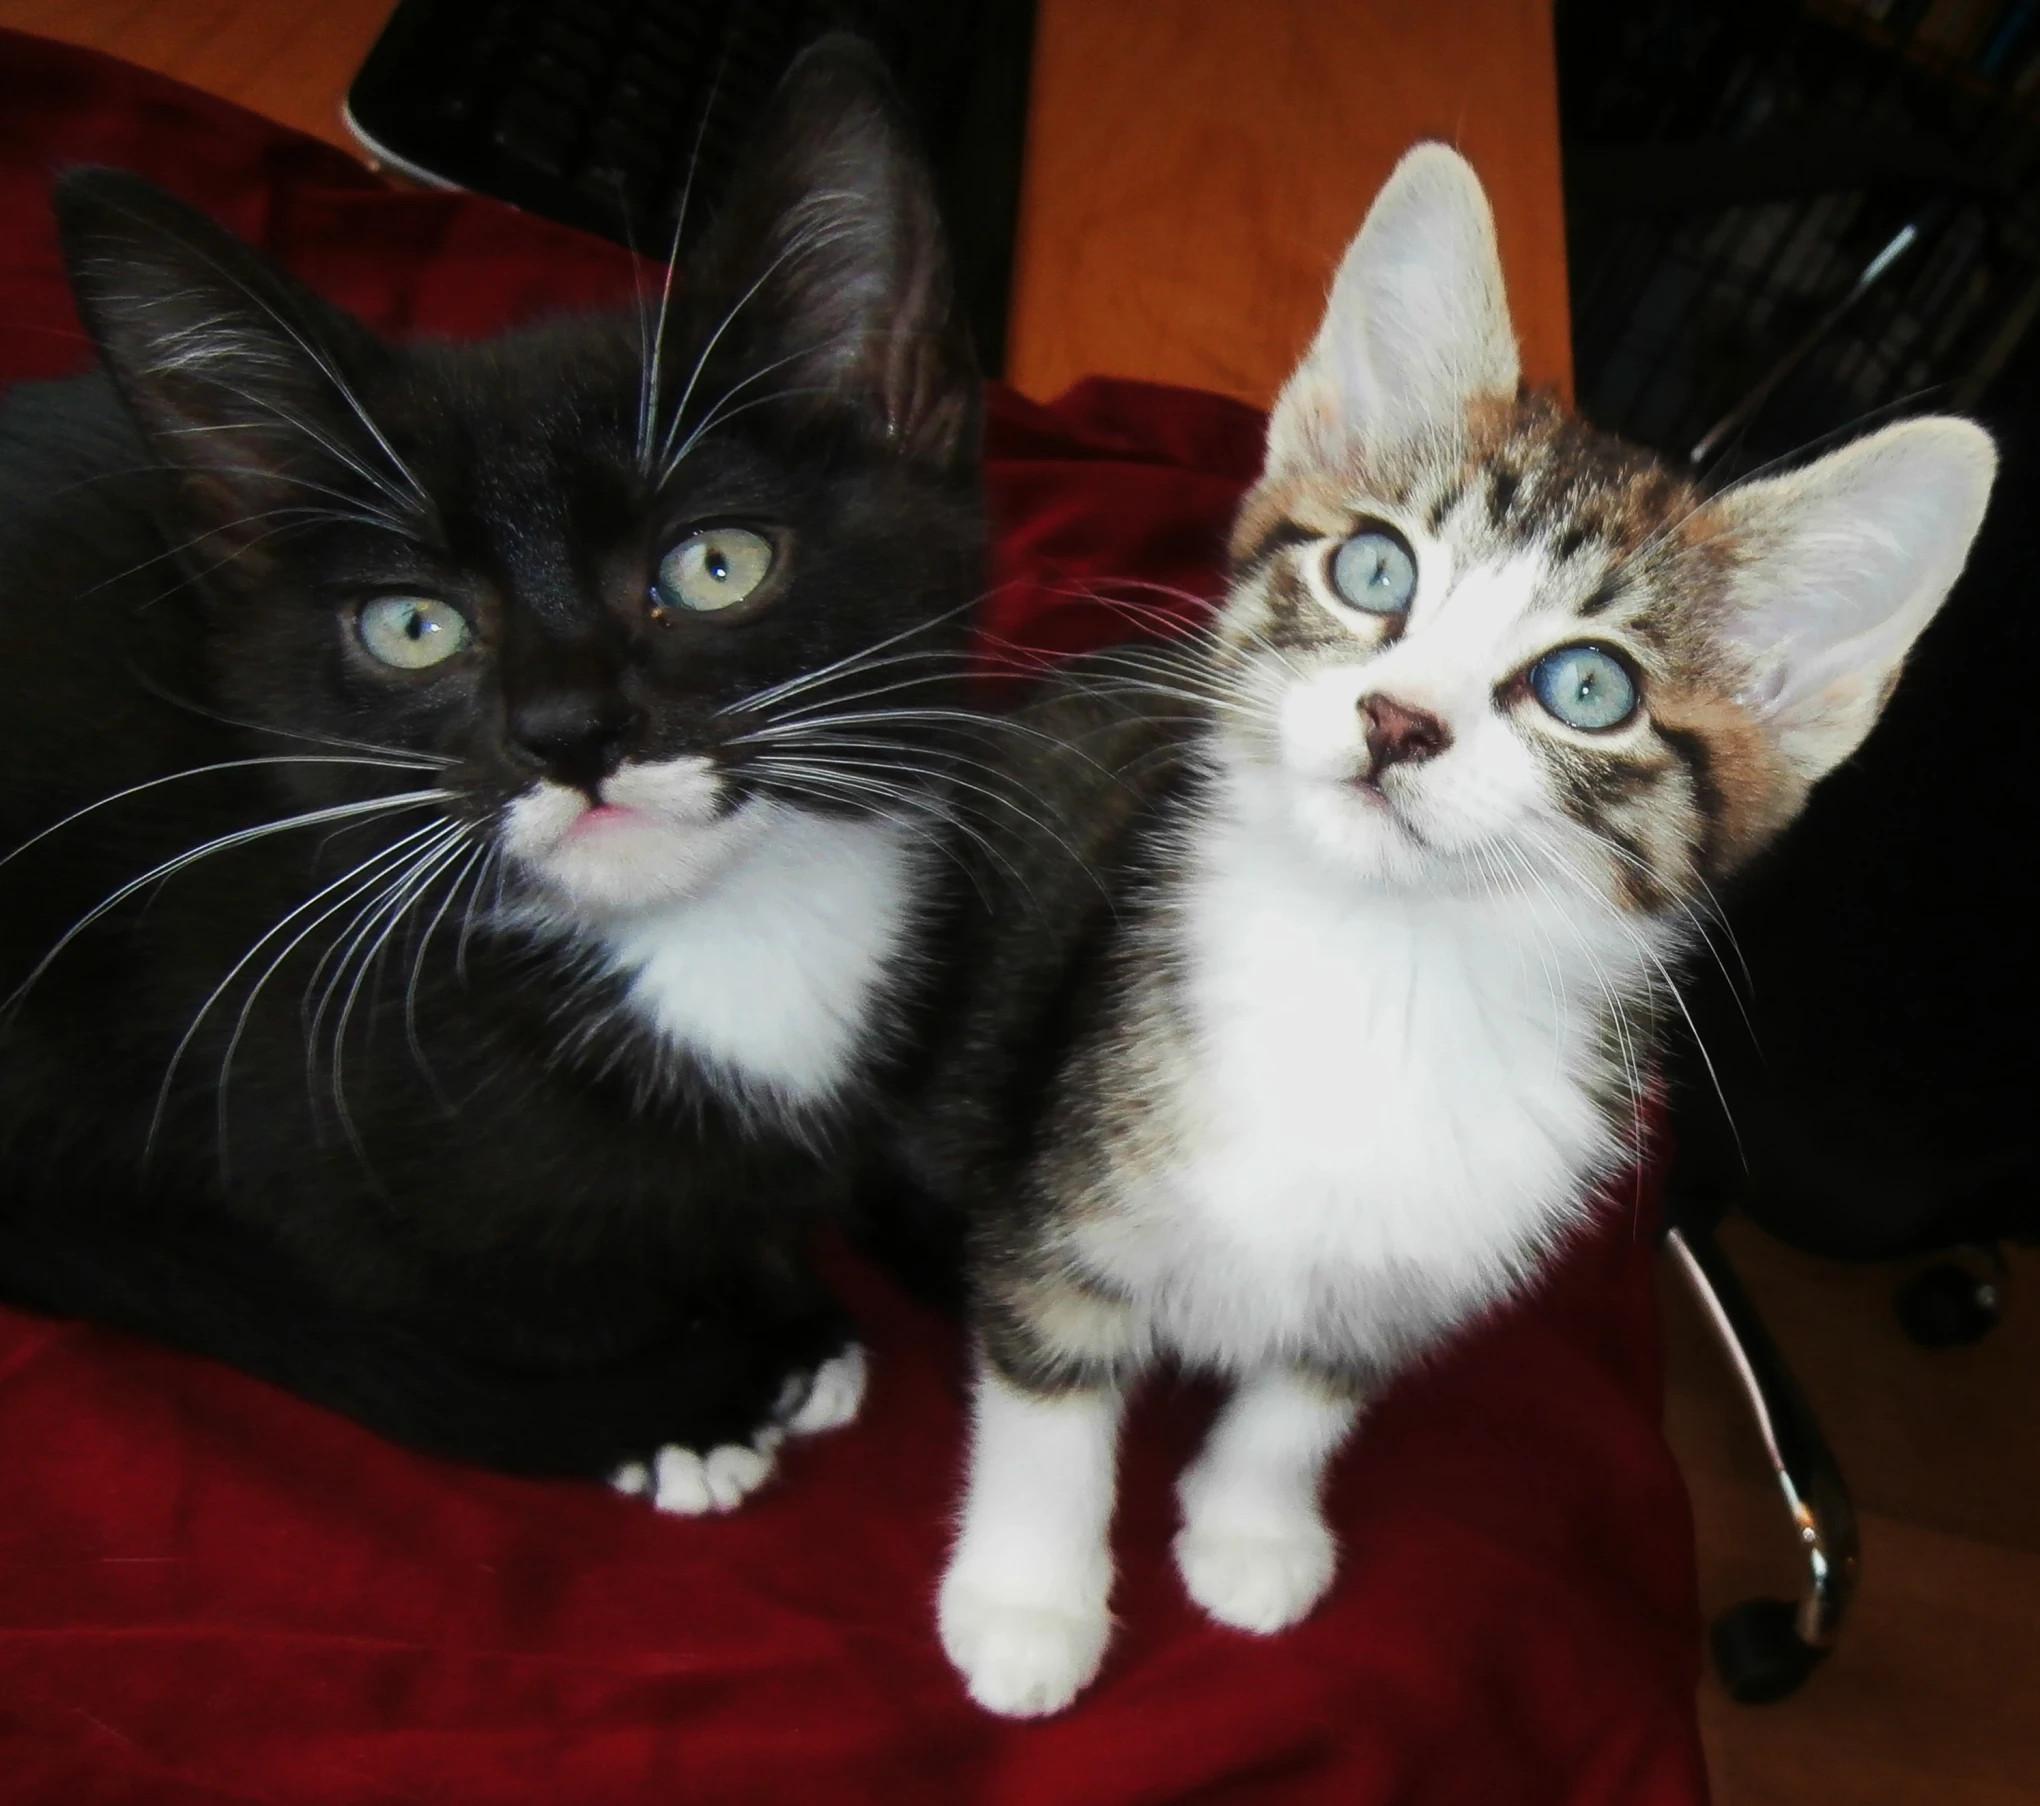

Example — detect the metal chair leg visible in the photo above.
[1666,1218,1860,1703]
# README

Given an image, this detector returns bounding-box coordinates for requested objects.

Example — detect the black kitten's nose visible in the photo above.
[1360,694,1451,775]
[507,686,637,793]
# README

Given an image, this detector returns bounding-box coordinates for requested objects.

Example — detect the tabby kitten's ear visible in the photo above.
[53,168,409,572]
[1703,418,1996,790]
[1265,142,1519,479]
[683,33,977,470]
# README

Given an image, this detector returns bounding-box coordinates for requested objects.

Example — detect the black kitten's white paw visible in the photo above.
[611,1430,786,1515]
[779,1343,868,1437]
[607,1344,867,1514]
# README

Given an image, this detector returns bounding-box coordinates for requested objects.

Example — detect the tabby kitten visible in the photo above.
[0,38,981,1504]
[895,145,1995,1715]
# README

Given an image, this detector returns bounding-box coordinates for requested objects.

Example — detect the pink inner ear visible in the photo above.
[1712,419,1994,782]
[1264,145,1518,479]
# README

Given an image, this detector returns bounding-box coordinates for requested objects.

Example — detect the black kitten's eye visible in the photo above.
[1528,643,1639,731]
[1329,525,1417,615]
[357,596,470,670]
[653,527,775,617]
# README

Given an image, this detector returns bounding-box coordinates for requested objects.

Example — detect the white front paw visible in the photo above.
[782,1344,868,1438]
[1174,1517,1336,1634]
[938,1574,1111,1718]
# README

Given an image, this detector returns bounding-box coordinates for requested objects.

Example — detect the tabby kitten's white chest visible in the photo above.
[1124,787,1645,1367]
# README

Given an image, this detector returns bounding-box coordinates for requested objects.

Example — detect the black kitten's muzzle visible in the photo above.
[499,631,641,795]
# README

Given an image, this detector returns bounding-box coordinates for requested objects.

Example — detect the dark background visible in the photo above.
[1558,0,2039,1258]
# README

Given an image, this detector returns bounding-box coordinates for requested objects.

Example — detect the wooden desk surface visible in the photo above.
[0,0,1570,405]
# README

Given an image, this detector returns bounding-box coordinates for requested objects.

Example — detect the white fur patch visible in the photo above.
[783,1344,868,1437]
[1173,1369,1355,1632]
[609,1427,785,1515]
[940,1368,1122,1717]
[501,779,922,1110]
[595,807,920,1109]
[1078,759,1669,1379]
[503,756,762,913]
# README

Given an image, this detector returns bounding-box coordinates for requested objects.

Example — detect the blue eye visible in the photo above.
[1528,644,1639,731]
[1330,527,1417,615]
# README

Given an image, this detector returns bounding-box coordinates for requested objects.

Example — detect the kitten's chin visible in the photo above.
[528,812,770,913]
[1283,775,1443,890]
[503,766,767,914]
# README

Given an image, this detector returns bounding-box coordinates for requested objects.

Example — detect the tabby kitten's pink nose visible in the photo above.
[1359,695,1451,774]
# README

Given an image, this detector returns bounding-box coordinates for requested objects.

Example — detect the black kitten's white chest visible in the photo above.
[586,808,923,1113]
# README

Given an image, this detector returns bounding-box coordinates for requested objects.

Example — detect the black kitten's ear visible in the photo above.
[683,35,977,470]
[53,169,420,566]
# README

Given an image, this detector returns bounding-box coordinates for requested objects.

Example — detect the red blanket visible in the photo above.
[0,31,1708,1804]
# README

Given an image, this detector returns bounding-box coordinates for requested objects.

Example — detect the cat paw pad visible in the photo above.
[938,1581,1109,1718]
[781,1344,868,1437]
[1174,1519,1336,1634]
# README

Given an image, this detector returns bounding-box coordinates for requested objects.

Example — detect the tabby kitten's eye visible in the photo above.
[1529,643,1639,731]
[358,596,471,670]
[653,527,775,617]
[1330,526,1417,615]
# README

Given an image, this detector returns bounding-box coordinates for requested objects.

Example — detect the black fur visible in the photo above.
[0,38,983,1479]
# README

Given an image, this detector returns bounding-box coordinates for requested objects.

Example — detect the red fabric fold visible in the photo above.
[0,29,1707,1803]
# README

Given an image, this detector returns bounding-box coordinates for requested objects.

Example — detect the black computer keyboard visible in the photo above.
[345,0,1033,372]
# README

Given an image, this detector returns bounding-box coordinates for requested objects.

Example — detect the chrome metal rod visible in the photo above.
[1666,1220,1860,1649]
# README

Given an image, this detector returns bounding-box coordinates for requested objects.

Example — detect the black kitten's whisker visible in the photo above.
[121,671,461,768]
[745,659,1016,730]
[755,746,1108,900]
[743,701,1043,740]
[454,841,507,982]
[159,423,416,535]
[654,235,819,473]
[84,194,436,525]
[1,756,449,875]
[3,788,455,1019]
[661,379,845,477]
[324,828,478,1155]
[744,765,1027,910]
[655,346,813,478]
[719,594,991,720]
[146,817,457,1160]
[302,819,465,1071]
[638,15,736,472]
[404,837,491,1092]
[119,516,394,616]
[739,652,987,725]
[216,825,468,1165]
[78,503,379,601]
[738,712,1127,790]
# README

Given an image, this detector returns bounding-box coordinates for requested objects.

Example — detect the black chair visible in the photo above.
[1558,0,2040,1703]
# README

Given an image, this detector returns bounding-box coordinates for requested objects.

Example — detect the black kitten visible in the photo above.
[0,37,982,1507]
